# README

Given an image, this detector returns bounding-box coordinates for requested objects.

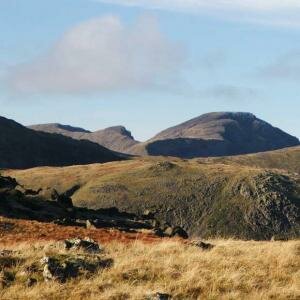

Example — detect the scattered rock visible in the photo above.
[0,271,14,289]
[0,250,13,257]
[162,225,188,239]
[142,210,155,219]
[171,226,189,239]
[41,256,66,282]
[147,292,172,300]
[86,220,96,230]
[0,176,18,192]
[23,188,42,196]
[64,238,102,253]
[26,277,37,287]
[154,228,164,237]
[271,235,289,241]
[53,218,78,227]
[163,226,174,237]
[191,240,214,250]
[150,161,176,172]
[51,189,73,208]
[40,254,112,283]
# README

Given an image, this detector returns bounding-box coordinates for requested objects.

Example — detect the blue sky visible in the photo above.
[0,0,299,141]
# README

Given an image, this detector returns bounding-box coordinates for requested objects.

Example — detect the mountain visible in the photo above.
[129,112,299,158]
[0,116,123,169]
[6,146,300,240]
[29,112,299,158]
[29,124,139,154]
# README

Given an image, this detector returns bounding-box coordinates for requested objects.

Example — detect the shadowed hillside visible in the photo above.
[30,112,299,158]
[0,116,123,169]
[29,123,139,154]
[130,112,299,158]
[6,147,300,240]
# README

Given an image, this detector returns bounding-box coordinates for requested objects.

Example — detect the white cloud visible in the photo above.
[8,15,183,94]
[94,0,300,27]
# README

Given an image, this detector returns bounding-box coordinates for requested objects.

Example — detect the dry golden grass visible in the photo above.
[0,238,299,300]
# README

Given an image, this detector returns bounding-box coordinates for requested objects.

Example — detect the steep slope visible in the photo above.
[29,124,139,153]
[6,149,300,240]
[0,116,122,169]
[130,112,299,158]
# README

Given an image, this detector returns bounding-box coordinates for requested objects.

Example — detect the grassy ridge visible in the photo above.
[208,146,300,174]
[6,148,300,240]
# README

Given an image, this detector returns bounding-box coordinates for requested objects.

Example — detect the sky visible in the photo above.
[0,0,300,141]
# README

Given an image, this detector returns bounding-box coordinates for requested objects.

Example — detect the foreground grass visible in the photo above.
[0,239,299,300]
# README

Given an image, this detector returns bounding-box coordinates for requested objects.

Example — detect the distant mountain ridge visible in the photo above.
[0,116,123,169]
[29,112,299,158]
[129,112,300,157]
[29,124,139,154]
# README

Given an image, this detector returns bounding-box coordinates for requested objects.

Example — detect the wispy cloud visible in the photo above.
[259,51,300,80]
[94,0,300,27]
[7,15,184,94]
[199,85,258,102]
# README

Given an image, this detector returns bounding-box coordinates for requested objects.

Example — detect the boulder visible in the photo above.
[51,189,73,208]
[171,226,189,239]
[41,256,66,282]
[163,226,174,237]
[63,238,102,253]
[26,277,37,287]
[53,218,78,227]
[40,254,111,283]
[154,228,164,237]
[162,226,188,239]
[86,220,96,230]
[147,292,172,300]
[271,235,289,241]
[191,240,214,250]
[0,271,14,289]
[0,176,18,192]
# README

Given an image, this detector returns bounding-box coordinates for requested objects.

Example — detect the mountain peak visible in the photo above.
[102,126,135,139]
[130,112,299,158]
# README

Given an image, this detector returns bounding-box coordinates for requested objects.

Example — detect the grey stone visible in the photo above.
[191,240,214,250]
[64,237,102,253]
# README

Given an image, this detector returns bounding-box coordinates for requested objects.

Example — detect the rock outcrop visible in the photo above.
[0,175,188,239]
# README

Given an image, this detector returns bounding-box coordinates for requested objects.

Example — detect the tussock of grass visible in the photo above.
[0,239,299,300]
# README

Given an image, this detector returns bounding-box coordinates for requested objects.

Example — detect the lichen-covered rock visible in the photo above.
[63,237,102,253]
[40,254,112,283]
